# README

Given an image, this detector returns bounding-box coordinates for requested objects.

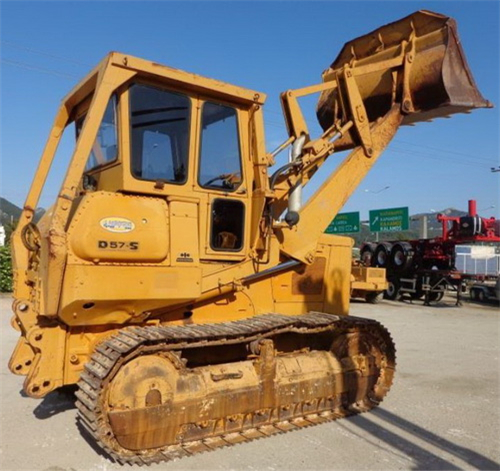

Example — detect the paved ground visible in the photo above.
[1,294,499,471]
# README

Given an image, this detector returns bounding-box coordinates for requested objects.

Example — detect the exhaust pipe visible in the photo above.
[468,199,477,216]
[285,134,306,226]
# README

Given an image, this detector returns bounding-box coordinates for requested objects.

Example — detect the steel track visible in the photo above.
[75,312,395,465]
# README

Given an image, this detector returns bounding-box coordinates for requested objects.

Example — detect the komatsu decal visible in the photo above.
[100,217,135,233]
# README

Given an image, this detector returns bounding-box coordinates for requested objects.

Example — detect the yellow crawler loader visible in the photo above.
[9,11,490,464]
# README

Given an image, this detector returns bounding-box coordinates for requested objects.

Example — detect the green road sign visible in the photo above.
[369,207,409,232]
[325,212,360,234]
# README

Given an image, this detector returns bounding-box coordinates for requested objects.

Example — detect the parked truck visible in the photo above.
[470,279,500,303]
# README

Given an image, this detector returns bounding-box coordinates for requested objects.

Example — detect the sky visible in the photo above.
[1,1,499,222]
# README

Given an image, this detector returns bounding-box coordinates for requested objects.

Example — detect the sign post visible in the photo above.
[369,207,409,233]
[325,212,360,234]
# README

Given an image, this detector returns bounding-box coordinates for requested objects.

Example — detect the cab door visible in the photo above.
[195,99,251,262]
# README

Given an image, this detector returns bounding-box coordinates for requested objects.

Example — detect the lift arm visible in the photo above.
[271,10,491,264]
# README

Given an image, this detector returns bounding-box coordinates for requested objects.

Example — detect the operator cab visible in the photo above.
[69,57,267,263]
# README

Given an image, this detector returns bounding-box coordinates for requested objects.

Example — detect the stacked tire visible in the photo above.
[390,242,414,272]
[360,243,376,266]
[373,242,392,268]
[370,242,395,300]
[372,241,417,300]
[361,241,420,300]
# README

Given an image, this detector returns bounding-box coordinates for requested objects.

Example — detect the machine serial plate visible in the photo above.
[98,240,139,250]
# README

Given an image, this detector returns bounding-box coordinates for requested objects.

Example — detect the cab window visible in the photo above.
[130,84,190,184]
[76,95,118,172]
[198,102,242,191]
[210,199,245,251]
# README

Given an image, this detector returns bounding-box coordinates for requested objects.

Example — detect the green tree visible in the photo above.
[4,219,18,245]
[0,246,13,292]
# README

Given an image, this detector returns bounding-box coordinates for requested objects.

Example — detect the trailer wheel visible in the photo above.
[410,279,424,300]
[477,290,486,302]
[384,278,400,300]
[429,290,445,302]
[428,281,446,302]
[470,288,478,301]
[365,291,383,304]
[373,242,392,268]
[390,242,414,272]
[410,289,424,300]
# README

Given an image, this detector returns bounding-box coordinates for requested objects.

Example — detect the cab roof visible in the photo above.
[62,52,267,109]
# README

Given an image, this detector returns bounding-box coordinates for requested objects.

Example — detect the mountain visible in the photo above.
[0,197,46,243]
[0,197,22,226]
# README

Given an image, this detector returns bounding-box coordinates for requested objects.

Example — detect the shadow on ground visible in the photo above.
[23,361,498,469]
[33,391,499,469]
[342,407,499,470]
[31,385,77,419]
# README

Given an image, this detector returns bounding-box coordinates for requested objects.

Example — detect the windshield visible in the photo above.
[129,84,190,184]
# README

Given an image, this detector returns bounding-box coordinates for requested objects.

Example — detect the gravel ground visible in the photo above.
[1,294,499,471]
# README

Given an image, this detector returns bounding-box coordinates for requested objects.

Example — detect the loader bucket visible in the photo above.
[316,10,491,140]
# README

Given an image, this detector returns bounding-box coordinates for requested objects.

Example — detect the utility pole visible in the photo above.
[364,185,390,194]
[411,215,428,239]
[421,215,428,239]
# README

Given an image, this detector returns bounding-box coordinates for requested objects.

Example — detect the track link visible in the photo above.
[76,312,395,465]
